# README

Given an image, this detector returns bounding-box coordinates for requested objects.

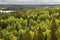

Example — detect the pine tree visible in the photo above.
[50,17,58,40]
[18,32,23,40]
[0,27,3,39]
[33,32,38,40]
[11,36,17,40]
[24,30,31,40]
[37,27,44,40]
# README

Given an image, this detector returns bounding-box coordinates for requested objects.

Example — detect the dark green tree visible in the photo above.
[50,17,58,40]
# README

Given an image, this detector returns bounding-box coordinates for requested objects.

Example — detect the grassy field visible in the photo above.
[0,6,60,40]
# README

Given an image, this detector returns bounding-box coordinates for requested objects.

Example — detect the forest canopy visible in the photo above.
[0,6,60,40]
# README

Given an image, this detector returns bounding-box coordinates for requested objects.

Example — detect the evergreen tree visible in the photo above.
[24,30,31,40]
[37,27,44,40]
[50,17,58,40]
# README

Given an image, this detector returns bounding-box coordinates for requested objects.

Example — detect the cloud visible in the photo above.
[0,0,60,4]
[15,0,60,2]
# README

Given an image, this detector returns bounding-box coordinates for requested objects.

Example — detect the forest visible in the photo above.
[0,6,60,40]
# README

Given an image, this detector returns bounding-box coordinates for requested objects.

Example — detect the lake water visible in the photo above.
[0,10,14,13]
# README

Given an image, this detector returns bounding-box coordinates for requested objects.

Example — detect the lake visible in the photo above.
[0,10,14,13]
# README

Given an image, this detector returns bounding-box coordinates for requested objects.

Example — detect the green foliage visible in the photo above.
[0,6,60,40]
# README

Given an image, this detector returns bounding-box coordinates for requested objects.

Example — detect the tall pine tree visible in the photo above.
[50,17,58,40]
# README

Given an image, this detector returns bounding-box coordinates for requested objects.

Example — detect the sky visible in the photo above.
[0,0,60,4]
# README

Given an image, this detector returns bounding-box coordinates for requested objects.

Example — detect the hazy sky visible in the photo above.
[0,0,60,4]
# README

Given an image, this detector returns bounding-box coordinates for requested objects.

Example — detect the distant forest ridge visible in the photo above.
[0,4,60,10]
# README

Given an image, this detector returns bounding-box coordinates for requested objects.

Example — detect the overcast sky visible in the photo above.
[0,0,60,4]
